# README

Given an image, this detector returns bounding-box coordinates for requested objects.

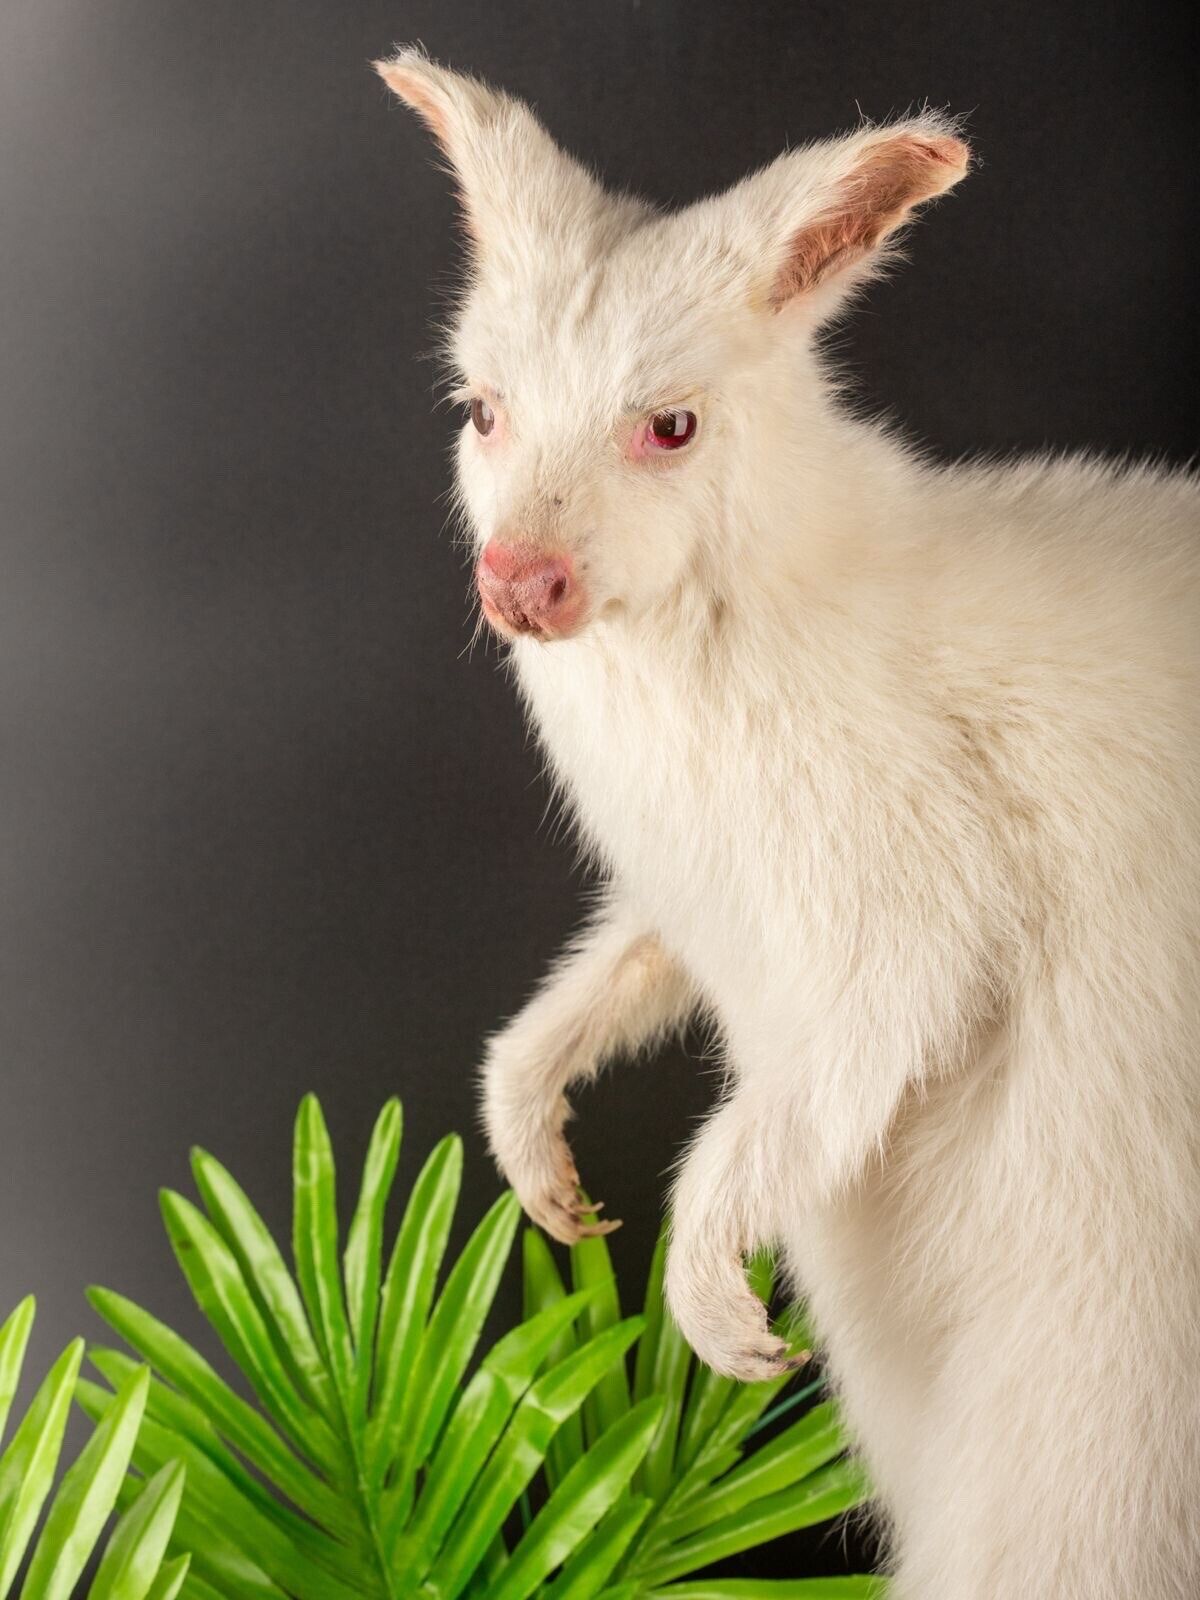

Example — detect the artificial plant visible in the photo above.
[15,1095,880,1596]
[0,1298,189,1600]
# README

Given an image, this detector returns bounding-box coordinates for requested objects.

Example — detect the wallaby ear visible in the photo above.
[374,49,505,211]
[743,115,970,320]
[373,46,612,260]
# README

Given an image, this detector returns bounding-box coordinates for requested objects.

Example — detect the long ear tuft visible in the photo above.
[373,45,615,262]
[373,46,506,163]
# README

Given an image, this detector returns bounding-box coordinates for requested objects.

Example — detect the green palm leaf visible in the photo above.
[414,1318,649,1597]
[391,1288,601,1586]
[343,1098,403,1416]
[0,1299,35,1450]
[381,1185,523,1529]
[292,1095,356,1406]
[24,1366,152,1600]
[633,1234,692,1503]
[570,1207,630,1449]
[88,1460,187,1600]
[658,1402,848,1542]
[542,1495,653,1600]
[79,1094,876,1595]
[189,1146,336,1423]
[365,1129,462,1484]
[141,1554,193,1600]
[158,1189,344,1472]
[0,1301,186,1600]
[523,1229,587,1492]
[0,1335,85,1593]
[492,1401,665,1600]
[631,1460,872,1589]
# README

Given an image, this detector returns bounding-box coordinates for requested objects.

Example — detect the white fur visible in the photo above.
[377,49,1200,1599]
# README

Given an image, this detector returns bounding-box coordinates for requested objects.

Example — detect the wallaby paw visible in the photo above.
[666,1241,805,1382]
[506,1127,621,1245]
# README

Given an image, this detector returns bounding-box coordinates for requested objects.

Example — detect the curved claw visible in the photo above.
[579,1217,623,1238]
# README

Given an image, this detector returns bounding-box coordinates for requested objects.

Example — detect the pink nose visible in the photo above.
[476,541,578,637]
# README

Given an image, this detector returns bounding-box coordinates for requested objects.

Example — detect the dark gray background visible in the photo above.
[1,0,1194,1581]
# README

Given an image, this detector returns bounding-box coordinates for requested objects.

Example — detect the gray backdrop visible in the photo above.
[1,0,1194,1580]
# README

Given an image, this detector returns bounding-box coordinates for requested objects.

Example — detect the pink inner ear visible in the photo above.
[375,61,485,246]
[772,133,969,308]
[375,63,453,147]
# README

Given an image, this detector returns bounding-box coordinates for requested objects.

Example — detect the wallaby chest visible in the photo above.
[515,638,815,1003]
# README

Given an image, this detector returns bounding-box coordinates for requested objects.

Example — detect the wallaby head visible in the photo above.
[376,47,968,642]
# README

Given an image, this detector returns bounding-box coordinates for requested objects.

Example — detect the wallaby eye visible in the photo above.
[645,408,697,451]
[470,397,495,436]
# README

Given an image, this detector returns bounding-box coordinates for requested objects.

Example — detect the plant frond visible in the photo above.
[0,1301,187,1600]
[68,1096,876,1595]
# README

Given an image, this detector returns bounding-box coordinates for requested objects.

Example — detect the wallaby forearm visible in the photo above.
[481,903,694,1241]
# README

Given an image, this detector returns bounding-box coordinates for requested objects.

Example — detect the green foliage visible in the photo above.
[0,1297,189,1600]
[14,1094,878,1596]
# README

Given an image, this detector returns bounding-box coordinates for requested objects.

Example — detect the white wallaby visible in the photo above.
[376,47,1199,1599]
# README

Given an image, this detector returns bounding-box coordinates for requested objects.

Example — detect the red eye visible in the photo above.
[646,408,697,450]
[471,397,495,436]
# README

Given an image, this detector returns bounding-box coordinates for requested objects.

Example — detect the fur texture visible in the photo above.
[377,48,1200,1599]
